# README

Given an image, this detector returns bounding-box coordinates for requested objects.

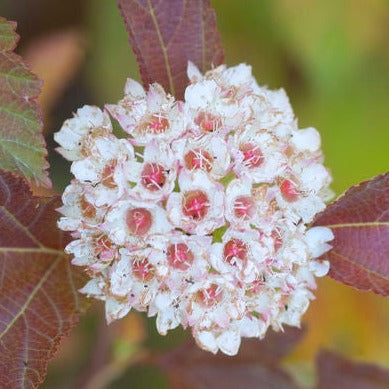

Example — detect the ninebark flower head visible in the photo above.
[56,62,333,355]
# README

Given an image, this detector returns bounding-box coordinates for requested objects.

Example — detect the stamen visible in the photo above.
[197,284,224,307]
[234,195,257,220]
[148,113,169,134]
[195,112,222,132]
[240,143,264,168]
[184,148,213,172]
[223,239,248,266]
[167,243,194,270]
[141,163,166,191]
[132,257,154,281]
[126,208,153,235]
[182,190,210,220]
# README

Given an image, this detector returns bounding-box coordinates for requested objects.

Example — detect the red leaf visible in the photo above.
[0,170,89,388]
[158,328,303,389]
[313,172,389,296]
[316,350,389,389]
[0,17,50,187]
[117,0,224,99]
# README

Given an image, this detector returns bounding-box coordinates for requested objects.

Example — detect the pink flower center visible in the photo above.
[194,112,222,132]
[126,208,153,236]
[148,115,169,134]
[132,257,154,281]
[167,243,194,270]
[184,149,213,172]
[240,143,264,168]
[141,163,166,191]
[234,195,257,220]
[197,284,224,307]
[280,179,299,202]
[223,239,248,266]
[182,190,209,220]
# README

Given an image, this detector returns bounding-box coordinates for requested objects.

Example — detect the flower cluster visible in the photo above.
[55,63,333,355]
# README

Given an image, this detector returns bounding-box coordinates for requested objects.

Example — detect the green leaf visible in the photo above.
[0,17,50,187]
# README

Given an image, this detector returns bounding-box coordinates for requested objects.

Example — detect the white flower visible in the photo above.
[155,305,182,335]
[225,178,258,229]
[66,233,117,273]
[305,226,334,258]
[183,277,246,332]
[54,106,112,161]
[185,79,238,135]
[275,182,328,224]
[125,140,177,201]
[57,183,104,232]
[229,126,287,183]
[261,88,294,128]
[195,325,242,356]
[56,62,334,356]
[291,127,321,152]
[149,233,211,278]
[278,288,314,327]
[102,199,173,247]
[106,80,185,145]
[71,138,135,206]
[185,63,260,135]
[173,133,231,180]
[166,170,225,235]
[210,228,267,283]
[108,248,161,310]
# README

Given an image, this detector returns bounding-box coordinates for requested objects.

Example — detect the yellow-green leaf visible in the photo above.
[0,17,50,187]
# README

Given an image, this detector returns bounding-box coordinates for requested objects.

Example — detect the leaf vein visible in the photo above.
[331,250,389,281]
[146,0,175,95]
[0,256,62,341]
[323,222,389,229]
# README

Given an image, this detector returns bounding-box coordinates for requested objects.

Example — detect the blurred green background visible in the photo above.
[1,0,388,387]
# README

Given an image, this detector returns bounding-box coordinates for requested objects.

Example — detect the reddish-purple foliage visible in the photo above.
[316,350,389,389]
[117,0,224,99]
[313,172,389,296]
[158,328,304,389]
[0,170,89,388]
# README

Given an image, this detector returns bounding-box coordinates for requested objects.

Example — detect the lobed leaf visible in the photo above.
[316,350,389,389]
[313,172,389,296]
[0,17,50,187]
[158,328,303,389]
[0,170,89,388]
[117,0,224,99]
[0,18,17,51]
